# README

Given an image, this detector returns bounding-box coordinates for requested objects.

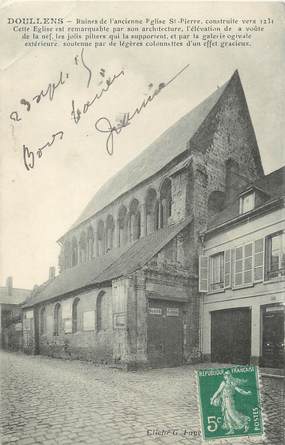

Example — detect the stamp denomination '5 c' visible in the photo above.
[196,366,263,441]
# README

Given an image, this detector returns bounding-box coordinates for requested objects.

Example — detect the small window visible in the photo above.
[265,232,285,280]
[82,311,95,331]
[40,307,46,335]
[209,252,224,291]
[96,291,110,331]
[54,303,62,336]
[239,192,255,214]
[26,310,33,319]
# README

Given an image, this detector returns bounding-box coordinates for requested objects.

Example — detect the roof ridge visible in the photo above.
[61,72,235,239]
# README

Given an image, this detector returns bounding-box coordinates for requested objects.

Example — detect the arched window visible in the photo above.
[54,303,62,336]
[72,297,80,333]
[97,220,105,256]
[79,231,87,264]
[160,178,172,228]
[118,206,128,247]
[71,237,78,266]
[145,188,159,235]
[63,240,71,270]
[86,226,94,260]
[96,291,110,331]
[40,306,46,335]
[154,201,159,231]
[106,215,115,251]
[129,199,141,242]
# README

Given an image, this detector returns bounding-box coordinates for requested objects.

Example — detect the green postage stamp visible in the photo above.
[197,366,263,441]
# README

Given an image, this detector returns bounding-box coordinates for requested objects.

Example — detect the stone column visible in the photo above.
[141,203,147,237]
[114,219,120,248]
[135,270,148,367]
[93,230,98,257]
[158,201,162,229]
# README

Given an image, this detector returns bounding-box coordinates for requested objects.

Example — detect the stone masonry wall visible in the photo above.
[36,288,114,363]
[190,72,263,242]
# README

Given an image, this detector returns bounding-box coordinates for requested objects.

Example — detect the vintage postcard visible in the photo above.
[0,1,284,444]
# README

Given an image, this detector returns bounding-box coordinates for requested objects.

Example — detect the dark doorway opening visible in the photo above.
[211,308,251,365]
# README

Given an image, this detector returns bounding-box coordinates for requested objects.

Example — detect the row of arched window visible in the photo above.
[39,291,109,336]
[61,178,172,270]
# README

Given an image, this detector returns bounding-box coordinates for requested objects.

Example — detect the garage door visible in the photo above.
[147,299,183,367]
[211,308,251,365]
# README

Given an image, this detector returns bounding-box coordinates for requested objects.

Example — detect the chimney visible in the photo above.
[49,266,56,281]
[6,276,13,296]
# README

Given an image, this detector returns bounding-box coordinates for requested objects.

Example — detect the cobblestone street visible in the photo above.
[1,351,283,445]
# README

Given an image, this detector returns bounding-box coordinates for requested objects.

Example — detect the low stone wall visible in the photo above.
[39,331,113,363]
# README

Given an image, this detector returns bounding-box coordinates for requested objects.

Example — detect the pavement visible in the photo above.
[0,351,284,445]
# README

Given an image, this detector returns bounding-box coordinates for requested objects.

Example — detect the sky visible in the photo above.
[0,1,284,289]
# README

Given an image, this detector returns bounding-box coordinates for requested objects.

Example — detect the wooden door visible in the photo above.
[211,308,251,365]
[147,299,183,367]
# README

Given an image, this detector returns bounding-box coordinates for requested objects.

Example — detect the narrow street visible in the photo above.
[0,351,283,445]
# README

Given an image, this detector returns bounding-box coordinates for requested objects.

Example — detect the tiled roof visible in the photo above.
[23,217,193,308]
[95,216,193,283]
[22,245,129,308]
[208,166,285,230]
[65,72,234,236]
[0,287,31,305]
[250,166,285,198]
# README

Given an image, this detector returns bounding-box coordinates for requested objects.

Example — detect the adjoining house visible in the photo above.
[0,277,31,351]
[199,167,285,369]
[22,70,268,369]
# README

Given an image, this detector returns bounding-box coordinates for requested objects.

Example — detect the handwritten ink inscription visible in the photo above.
[10,48,189,172]
[95,63,189,155]
[23,131,64,172]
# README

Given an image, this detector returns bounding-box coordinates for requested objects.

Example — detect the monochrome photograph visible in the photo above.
[0,1,284,444]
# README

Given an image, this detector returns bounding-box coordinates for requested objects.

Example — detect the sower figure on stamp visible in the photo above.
[210,370,252,435]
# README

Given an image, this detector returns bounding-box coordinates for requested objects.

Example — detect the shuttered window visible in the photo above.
[230,248,235,287]
[209,252,224,291]
[224,249,231,288]
[254,239,264,282]
[234,247,243,286]
[199,238,266,293]
[244,243,253,284]
[234,243,253,287]
[199,256,208,292]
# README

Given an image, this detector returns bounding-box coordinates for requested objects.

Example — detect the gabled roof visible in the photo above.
[0,287,31,305]
[207,166,285,231]
[63,72,235,237]
[23,217,193,308]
